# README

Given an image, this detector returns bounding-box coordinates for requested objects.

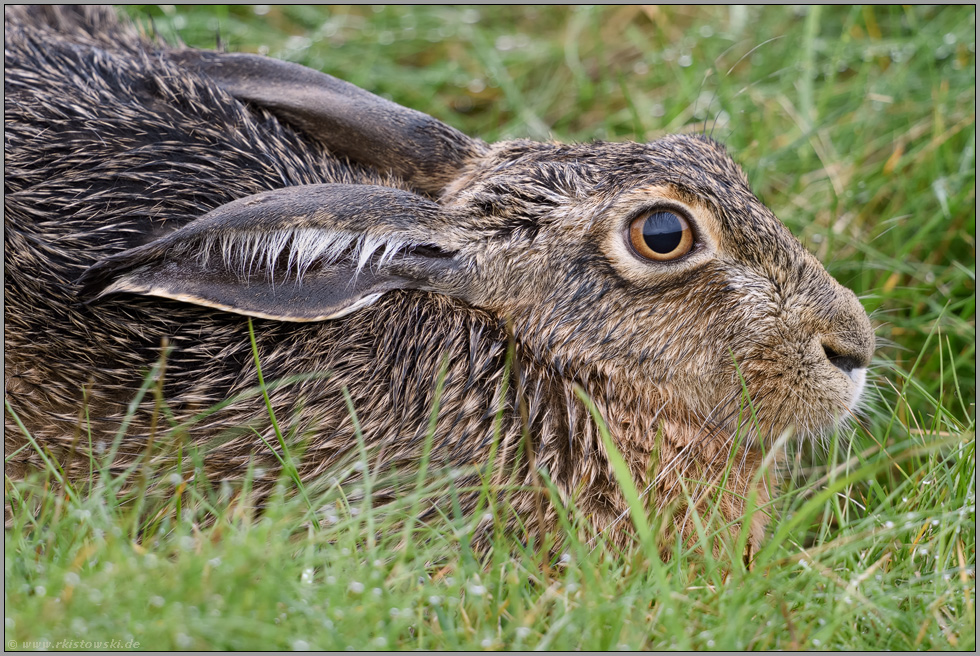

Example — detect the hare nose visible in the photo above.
[813,282,875,376]
[822,343,864,374]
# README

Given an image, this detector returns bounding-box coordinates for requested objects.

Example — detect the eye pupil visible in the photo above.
[627,208,695,262]
[642,211,684,254]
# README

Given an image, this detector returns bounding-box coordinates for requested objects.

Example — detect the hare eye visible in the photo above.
[628,210,694,261]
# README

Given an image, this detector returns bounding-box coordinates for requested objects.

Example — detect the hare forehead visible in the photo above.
[460,138,810,265]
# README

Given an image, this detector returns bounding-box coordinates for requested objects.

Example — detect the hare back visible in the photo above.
[3,9,502,472]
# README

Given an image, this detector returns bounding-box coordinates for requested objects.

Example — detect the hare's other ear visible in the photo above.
[77,184,469,322]
[170,51,487,197]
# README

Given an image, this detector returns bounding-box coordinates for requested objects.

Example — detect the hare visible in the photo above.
[4,6,874,552]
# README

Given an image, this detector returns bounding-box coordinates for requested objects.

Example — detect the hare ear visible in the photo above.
[77,184,469,322]
[170,50,487,197]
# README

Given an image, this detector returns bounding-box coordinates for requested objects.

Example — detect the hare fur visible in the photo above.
[4,6,875,552]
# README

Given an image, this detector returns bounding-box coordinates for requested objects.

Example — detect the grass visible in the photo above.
[5,5,975,651]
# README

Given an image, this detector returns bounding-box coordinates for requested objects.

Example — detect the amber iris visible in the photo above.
[628,210,694,261]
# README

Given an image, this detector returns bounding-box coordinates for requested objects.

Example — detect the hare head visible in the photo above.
[7,6,874,552]
[438,136,875,448]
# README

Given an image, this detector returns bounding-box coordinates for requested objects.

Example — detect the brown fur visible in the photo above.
[4,6,874,553]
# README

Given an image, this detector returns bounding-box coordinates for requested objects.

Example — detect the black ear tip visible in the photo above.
[75,263,109,299]
[75,253,133,299]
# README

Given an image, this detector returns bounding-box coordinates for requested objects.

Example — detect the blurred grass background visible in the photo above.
[5,5,975,651]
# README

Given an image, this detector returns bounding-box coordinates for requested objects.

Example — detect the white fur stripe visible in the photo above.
[189,228,413,283]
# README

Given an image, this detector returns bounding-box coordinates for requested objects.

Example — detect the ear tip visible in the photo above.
[75,252,136,299]
[75,265,111,300]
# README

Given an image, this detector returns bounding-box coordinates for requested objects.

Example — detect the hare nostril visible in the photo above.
[823,344,861,374]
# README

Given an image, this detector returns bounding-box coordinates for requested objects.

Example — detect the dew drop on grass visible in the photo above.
[64,572,80,587]
[349,582,365,594]
[285,36,312,52]
[372,587,383,597]
[481,638,493,648]
[34,586,46,597]
[301,568,314,585]
[678,54,693,68]
[468,584,487,596]
[516,626,531,639]
[292,639,311,651]
[495,35,529,52]
[149,595,165,608]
